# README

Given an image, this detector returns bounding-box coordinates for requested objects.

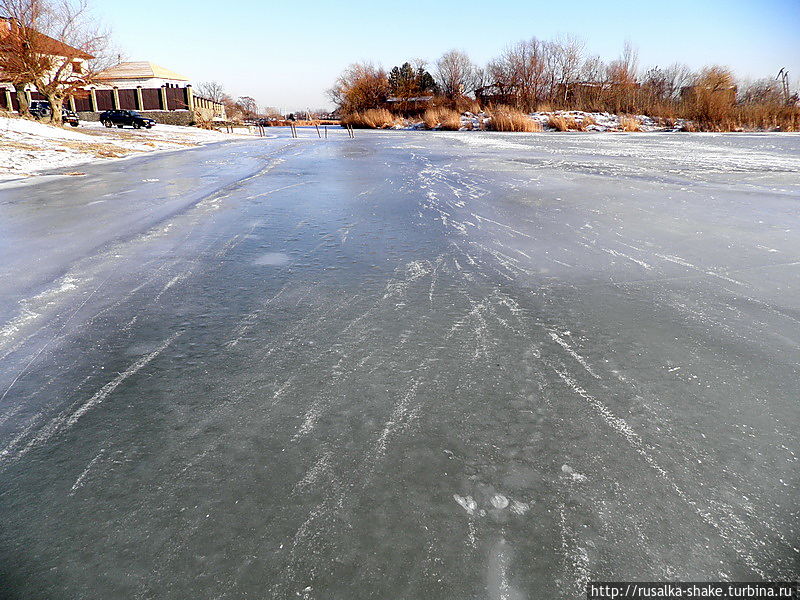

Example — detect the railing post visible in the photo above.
[160,85,169,111]
[24,87,32,107]
[4,88,12,111]
[112,86,120,109]
[185,84,194,112]
[136,85,144,111]
[68,95,76,112]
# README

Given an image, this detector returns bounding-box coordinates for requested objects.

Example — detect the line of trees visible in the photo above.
[328,36,799,129]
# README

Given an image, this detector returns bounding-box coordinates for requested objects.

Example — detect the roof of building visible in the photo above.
[96,61,189,82]
[0,16,94,60]
[386,95,434,103]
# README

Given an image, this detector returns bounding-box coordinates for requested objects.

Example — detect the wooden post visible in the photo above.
[4,88,12,111]
[160,85,168,111]
[324,126,327,139]
[89,87,98,112]
[68,95,76,112]
[24,87,32,107]
[135,86,144,111]
[112,86,120,109]
[315,123,321,138]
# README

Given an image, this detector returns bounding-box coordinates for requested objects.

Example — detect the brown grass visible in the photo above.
[548,114,581,131]
[58,140,143,157]
[535,103,552,113]
[423,107,462,130]
[455,98,482,114]
[620,116,642,132]
[488,107,542,132]
[340,109,400,129]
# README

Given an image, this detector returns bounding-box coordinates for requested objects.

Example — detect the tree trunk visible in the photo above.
[40,88,65,126]
[14,83,31,117]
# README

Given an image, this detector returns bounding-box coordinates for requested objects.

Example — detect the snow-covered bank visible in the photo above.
[0,117,259,181]
[410,110,685,132]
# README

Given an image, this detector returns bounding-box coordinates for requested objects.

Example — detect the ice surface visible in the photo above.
[0,128,798,599]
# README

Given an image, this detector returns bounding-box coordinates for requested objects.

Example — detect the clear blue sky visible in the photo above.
[96,0,800,111]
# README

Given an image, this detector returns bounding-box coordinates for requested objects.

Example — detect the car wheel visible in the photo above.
[146,125,152,129]
[103,120,112,128]
[70,122,79,127]
[133,122,141,129]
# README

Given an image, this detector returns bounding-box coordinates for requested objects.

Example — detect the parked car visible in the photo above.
[99,110,156,129]
[28,100,80,127]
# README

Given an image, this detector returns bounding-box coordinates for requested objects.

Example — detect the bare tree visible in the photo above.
[221,93,243,122]
[236,95,258,120]
[0,0,110,124]
[435,49,479,100]
[605,41,639,112]
[739,78,783,105]
[663,62,693,100]
[196,80,224,102]
[0,0,49,116]
[488,38,548,110]
[327,62,389,113]
[550,35,585,103]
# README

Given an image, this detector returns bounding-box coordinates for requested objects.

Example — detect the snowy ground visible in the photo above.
[0,116,262,180]
[0,130,798,599]
[436,110,680,131]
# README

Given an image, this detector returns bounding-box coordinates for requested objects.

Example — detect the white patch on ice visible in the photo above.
[454,494,478,515]
[254,252,290,266]
[510,500,529,515]
[491,494,510,509]
[69,449,105,495]
[548,331,600,379]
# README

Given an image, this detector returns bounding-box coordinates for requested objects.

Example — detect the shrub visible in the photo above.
[455,98,482,114]
[488,106,542,132]
[620,116,642,132]
[341,108,400,129]
[548,114,581,131]
[423,107,462,130]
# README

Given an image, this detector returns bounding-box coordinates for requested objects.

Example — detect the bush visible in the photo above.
[620,116,642,132]
[423,107,462,130]
[340,108,400,129]
[549,114,586,131]
[488,106,542,132]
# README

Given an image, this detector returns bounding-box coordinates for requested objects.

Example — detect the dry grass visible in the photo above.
[423,107,462,130]
[340,109,400,129]
[488,107,542,132]
[0,139,41,151]
[57,140,143,157]
[535,103,552,112]
[455,98,482,114]
[620,116,642,132]
[548,114,580,131]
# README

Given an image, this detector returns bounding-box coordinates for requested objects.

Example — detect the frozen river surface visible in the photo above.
[0,130,798,599]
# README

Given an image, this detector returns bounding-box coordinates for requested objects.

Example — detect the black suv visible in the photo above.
[100,110,156,129]
[28,100,80,127]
